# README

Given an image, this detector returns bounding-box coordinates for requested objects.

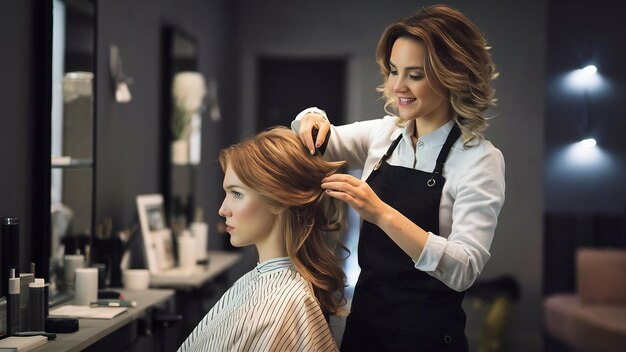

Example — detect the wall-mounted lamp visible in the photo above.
[566,64,602,92]
[578,64,598,146]
[110,45,134,103]
[553,65,614,169]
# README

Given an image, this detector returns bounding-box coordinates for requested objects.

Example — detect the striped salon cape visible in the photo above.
[178,257,339,351]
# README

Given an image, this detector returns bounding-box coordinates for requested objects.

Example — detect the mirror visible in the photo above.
[161,27,203,229]
[49,0,96,303]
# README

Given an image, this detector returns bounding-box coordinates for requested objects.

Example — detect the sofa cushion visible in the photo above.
[577,249,626,305]
[544,294,626,352]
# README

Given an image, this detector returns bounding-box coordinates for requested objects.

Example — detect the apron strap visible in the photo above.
[373,124,461,183]
[373,134,403,171]
[427,124,461,187]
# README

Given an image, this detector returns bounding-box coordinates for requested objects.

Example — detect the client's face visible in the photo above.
[218,165,276,248]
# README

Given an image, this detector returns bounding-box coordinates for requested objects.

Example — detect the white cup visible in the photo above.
[64,254,85,288]
[178,234,196,270]
[74,268,98,306]
[122,269,150,290]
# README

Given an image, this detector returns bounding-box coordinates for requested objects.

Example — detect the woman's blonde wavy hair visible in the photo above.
[219,126,348,317]
[376,4,499,147]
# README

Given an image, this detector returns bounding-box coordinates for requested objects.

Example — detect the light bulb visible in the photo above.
[579,138,597,148]
[582,65,597,75]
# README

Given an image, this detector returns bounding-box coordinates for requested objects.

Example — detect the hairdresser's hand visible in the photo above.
[297,113,331,155]
[322,174,389,225]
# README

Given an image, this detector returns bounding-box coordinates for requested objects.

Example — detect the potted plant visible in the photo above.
[171,72,206,164]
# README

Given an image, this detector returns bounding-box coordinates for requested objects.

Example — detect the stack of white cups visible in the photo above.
[64,254,85,291]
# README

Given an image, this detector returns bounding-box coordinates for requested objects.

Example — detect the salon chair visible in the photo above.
[127,307,182,352]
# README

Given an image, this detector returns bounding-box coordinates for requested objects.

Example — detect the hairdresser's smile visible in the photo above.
[398,97,417,106]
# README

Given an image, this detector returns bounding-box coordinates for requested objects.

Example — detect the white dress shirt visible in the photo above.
[178,257,339,352]
[293,112,505,292]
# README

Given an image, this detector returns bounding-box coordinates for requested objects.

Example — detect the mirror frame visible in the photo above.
[32,0,54,283]
[33,0,97,305]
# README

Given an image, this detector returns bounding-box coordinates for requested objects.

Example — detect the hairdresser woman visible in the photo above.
[292,5,505,351]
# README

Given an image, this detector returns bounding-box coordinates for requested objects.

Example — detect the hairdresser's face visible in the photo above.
[387,37,450,124]
[218,165,277,248]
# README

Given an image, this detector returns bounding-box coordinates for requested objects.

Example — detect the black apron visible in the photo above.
[341,125,468,352]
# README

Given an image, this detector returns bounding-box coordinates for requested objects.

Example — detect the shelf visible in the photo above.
[171,162,199,168]
[51,157,93,169]
[32,289,175,352]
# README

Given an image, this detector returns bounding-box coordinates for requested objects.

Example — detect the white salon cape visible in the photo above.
[178,257,339,352]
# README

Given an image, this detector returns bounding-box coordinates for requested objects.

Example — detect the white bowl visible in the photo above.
[122,269,150,290]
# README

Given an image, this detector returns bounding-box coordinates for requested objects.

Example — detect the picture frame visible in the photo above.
[136,194,175,273]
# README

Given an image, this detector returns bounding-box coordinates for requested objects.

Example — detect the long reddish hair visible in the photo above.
[219,126,347,316]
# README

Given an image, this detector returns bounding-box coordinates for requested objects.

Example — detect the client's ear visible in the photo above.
[270,205,287,216]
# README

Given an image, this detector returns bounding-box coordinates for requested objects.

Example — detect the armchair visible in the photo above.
[544,248,626,352]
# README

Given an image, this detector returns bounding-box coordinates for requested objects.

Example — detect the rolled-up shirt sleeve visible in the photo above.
[324,121,379,169]
[414,146,505,292]
[291,107,382,169]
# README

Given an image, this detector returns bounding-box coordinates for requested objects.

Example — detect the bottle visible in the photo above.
[8,268,20,335]
[190,208,208,261]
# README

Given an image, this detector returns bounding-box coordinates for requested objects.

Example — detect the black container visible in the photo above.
[1,217,20,297]
[109,235,124,287]
[18,273,34,332]
[92,263,107,289]
[63,233,90,256]
[28,280,46,331]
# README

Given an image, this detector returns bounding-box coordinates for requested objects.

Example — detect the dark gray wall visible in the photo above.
[94,0,240,252]
[545,0,626,214]
[0,1,40,272]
